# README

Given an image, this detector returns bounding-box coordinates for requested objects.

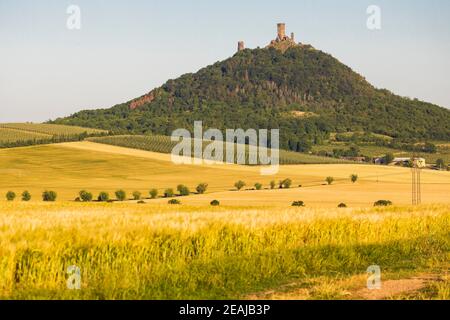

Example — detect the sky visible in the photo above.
[1,0,450,122]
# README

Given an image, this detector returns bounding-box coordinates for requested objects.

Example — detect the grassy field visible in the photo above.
[0,202,448,300]
[87,135,353,165]
[1,141,450,205]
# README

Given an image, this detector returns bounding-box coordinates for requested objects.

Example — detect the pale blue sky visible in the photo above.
[1,0,450,122]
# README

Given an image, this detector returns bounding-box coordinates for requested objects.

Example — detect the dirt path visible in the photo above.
[354,275,437,300]
[246,274,440,300]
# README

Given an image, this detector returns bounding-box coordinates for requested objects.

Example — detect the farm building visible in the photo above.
[391,157,426,167]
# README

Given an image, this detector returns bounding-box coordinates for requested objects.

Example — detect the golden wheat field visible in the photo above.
[0,202,448,300]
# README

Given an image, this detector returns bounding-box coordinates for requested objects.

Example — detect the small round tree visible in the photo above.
[281,178,292,189]
[6,191,16,201]
[196,183,208,194]
[79,190,93,202]
[338,203,347,208]
[149,189,158,199]
[234,180,246,191]
[21,191,31,202]
[115,190,127,201]
[383,153,394,165]
[168,199,181,205]
[436,159,445,170]
[292,201,305,207]
[350,174,358,183]
[177,185,190,196]
[42,191,57,202]
[374,200,393,207]
[132,191,142,200]
[98,192,109,202]
[326,177,334,185]
[210,200,220,206]
[255,183,263,190]
[270,181,276,189]
[164,188,174,198]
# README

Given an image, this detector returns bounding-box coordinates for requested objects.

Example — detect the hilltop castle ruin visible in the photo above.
[238,23,299,53]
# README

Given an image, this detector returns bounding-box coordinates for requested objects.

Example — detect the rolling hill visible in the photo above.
[51,44,450,151]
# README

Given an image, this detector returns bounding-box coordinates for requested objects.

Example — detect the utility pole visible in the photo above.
[411,157,422,205]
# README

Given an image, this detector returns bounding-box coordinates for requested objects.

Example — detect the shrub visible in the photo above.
[177,185,190,196]
[168,199,181,205]
[137,200,145,204]
[436,159,445,170]
[210,200,220,206]
[6,191,16,201]
[98,192,109,202]
[132,191,142,200]
[74,197,81,202]
[423,142,437,154]
[383,153,394,165]
[270,181,276,189]
[338,203,347,208]
[79,190,93,202]
[164,188,174,198]
[115,190,127,201]
[234,180,246,191]
[326,177,334,185]
[21,191,31,202]
[283,178,292,189]
[42,191,57,202]
[255,183,263,190]
[292,201,305,207]
[196,183,208,194]
[279,178,292,189]
[374,200,393,207]
[350,174,358,183]
[149,189,158,199]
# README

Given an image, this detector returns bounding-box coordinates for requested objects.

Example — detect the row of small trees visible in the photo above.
[292,199,392,208]
[5,190,57,202]
[4,183,210,203]
[234,174,359,191]
[75,183,210,202]
[234,179,294,191]
[5,175,360,201]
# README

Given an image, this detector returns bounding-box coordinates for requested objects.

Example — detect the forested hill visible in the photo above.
[52,45,450,151]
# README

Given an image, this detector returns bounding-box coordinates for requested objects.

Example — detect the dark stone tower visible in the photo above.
[237,41,245,52]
